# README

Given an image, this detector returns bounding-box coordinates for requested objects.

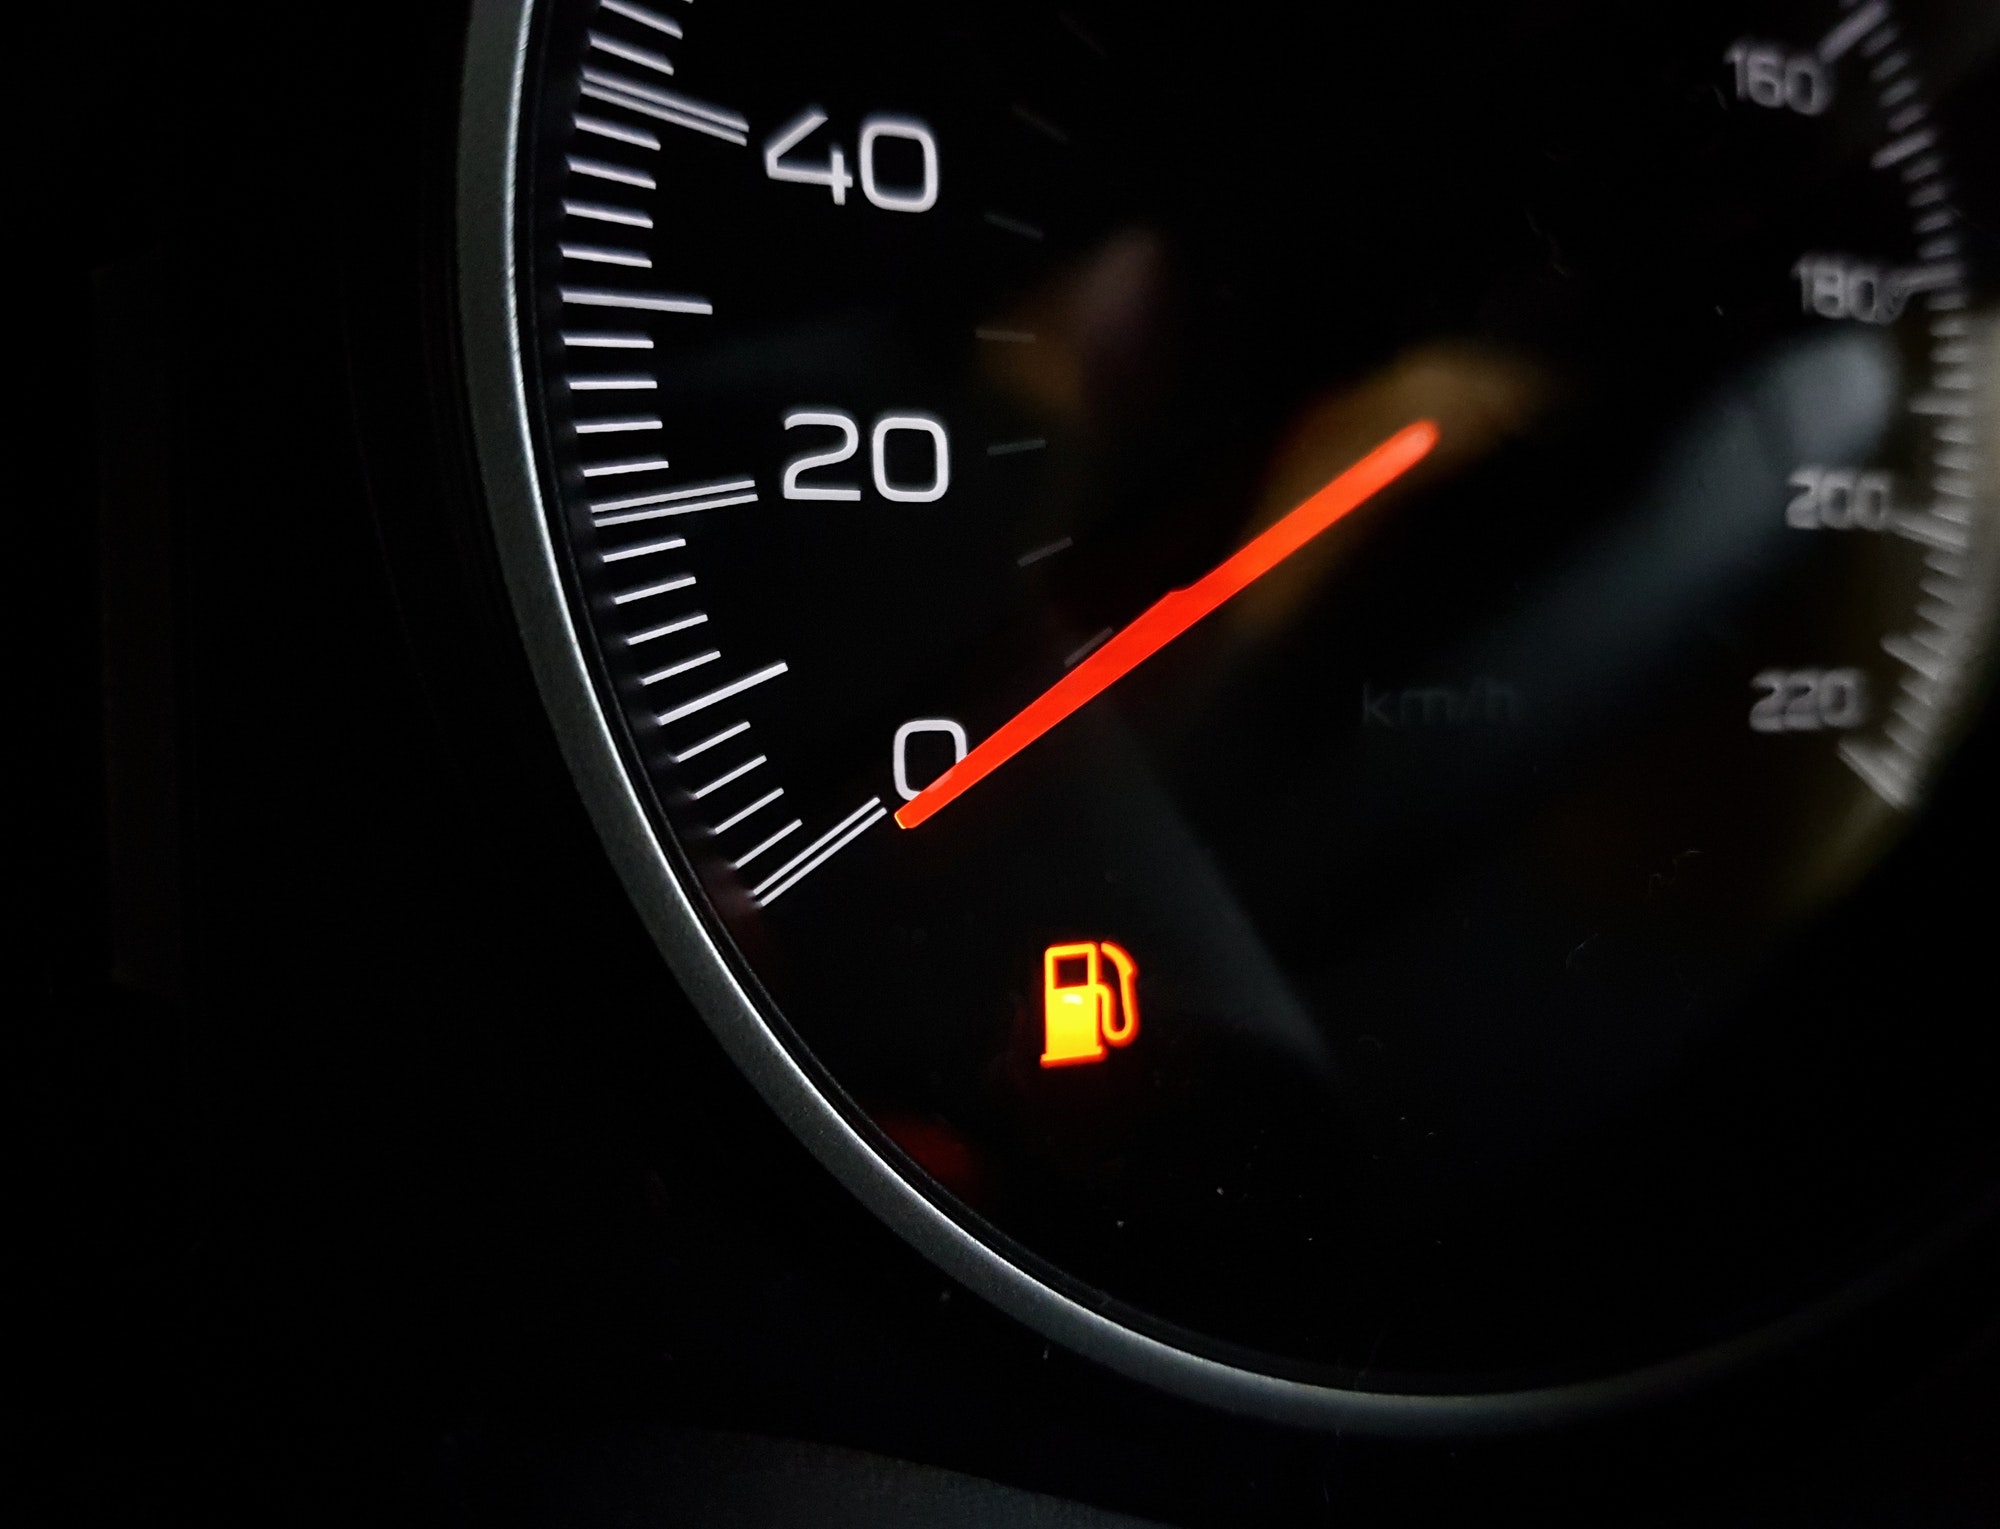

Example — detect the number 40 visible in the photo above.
[763,108,939,212]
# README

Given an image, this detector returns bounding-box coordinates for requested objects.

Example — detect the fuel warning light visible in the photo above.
[1040,942,1140,1068]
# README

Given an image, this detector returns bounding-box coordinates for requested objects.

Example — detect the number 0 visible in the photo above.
[872,414,950,502]
[859,115,939,213]
[893,719,966,800]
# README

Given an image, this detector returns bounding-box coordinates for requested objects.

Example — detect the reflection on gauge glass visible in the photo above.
[462,0,2000,1424]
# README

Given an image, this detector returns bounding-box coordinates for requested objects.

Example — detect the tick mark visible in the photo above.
[753,799,887,905]
[639,649,722,685]
[1816,1,1887,64]
[613,576,698,606]
[984,211,1045,241]
[1861,24,1899,59]
[567,154,658,187]
[581,454,673,478]
[625,609,706,640]
[592,477,758,516]
[562,331,654,349]
[657,662,788,726]
[712,787,785,836]
[732,819,802,870]
[596,494,757,528]
[1011,103,1069,143]
[561,242,654,268]
[691,755,767,800]
[1872,128,1934,169]
[581,69,750,146]
[1064,628,1114,668]
[562,286,712,315]
[573,117,661,152]
[588,29,676,78]
[575,415,663,434]
[1057,11,1108,58]
[599,0,683,39]
[602,534,692,563]
[670,720,750,763]
[1016,536,1072,567]
[563,199,654,228]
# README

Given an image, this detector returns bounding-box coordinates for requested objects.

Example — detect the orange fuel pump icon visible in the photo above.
[1040,941,1140,1068]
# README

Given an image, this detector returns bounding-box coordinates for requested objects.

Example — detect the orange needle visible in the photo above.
[896,418,1439,830]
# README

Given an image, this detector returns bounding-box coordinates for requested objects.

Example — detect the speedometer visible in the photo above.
[460,0,2000,1427]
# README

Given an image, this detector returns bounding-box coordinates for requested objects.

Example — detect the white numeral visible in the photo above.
[1786,467,1893,531]
[871,414,950,502]
[1749,669,1868,733]
[762,109,854,205]
[1792,256,1905,325]
[893,719,966,800]
[763,107,937,213]
[783,410,951,504]
[858,115,939,213]
[1725,40,1832,115]
[782,410,861,500]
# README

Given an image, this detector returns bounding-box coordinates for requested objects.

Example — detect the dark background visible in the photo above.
[14,1,2000,1523]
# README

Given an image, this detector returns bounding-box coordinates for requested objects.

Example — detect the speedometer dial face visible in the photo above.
[462,0,2000,1423]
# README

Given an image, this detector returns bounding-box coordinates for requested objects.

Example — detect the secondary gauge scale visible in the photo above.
[461,0,2000,1428]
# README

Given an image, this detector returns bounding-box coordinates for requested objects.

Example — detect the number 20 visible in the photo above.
[783,409,951,503]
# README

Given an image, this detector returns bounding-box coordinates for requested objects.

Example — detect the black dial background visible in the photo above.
[18,0,2000,1523]
[521,0,2000,1393]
